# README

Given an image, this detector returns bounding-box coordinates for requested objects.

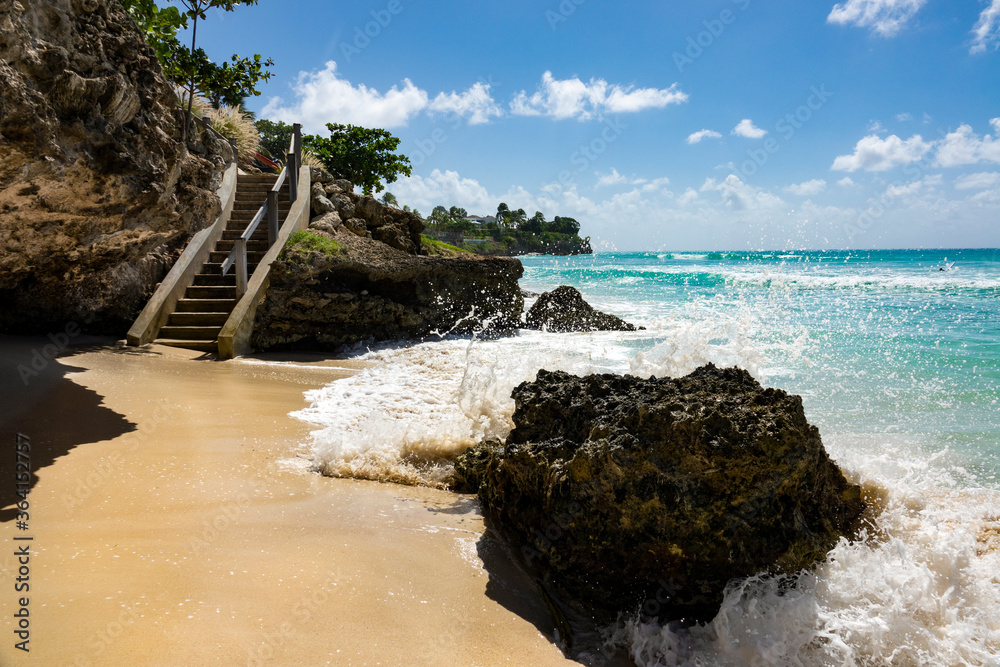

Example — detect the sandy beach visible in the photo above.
[0,336,577,666]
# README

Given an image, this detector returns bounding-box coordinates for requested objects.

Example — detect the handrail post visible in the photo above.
[235,238,248,298]
[267,191,278,247]
[287,151,297,204]
[292,123,302,171]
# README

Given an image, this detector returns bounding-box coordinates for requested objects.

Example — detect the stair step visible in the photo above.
[168,312,231,326]
[221,230,269,242]
[158,325,223,340]
[175,299,236,313]
[155,339,219,353]
[186,285,237,299]
[192,273,237,286]
[210,250,267,264]
[215,239,270,251]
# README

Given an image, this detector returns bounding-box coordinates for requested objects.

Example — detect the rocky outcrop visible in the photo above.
[0,0,230,334]
[252,227,524,351]
[422,230,592,257]
[525,285,640,332]
[454,365,865,621]
[307,167,424,255]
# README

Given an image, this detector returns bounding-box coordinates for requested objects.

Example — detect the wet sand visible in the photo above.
[0,337,577,666]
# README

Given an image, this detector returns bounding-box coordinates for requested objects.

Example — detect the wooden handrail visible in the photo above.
[222,123,301,297]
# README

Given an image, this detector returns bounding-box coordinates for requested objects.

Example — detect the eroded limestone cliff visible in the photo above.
[0,0,230,333]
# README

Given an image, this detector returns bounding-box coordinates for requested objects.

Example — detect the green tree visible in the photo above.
[121,0,273,139]
[176,0,264,140]
[448,206,469,223]
[508,208,527,229]
[496,202,510,227]
[380,192,398,207]
[428,205,450,227]
[551,216,581,235]
[255,118,294,160]
[121,0,187,64]
[304,123,412,195]
[522,211,547,233]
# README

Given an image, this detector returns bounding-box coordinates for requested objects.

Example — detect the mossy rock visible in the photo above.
[454,364,865,622]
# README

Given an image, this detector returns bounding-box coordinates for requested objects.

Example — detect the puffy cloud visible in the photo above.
[594,170,670,192]
[701,174,784,211]
[389,169,496,213]
[884,176,937,199]
[427,82,502,125]
[935,121,1000,167]
[510,71,687,120]
[954,171,1000,190]
[676,188,699,206]
[831,134,933,171]
[262,61,428,132]
[827,0,927,37]
[687,129,722,144]
[785,179,828,196]
[837,177,858,187]
[596,168,628,187]
[732,119,767,139]
[643,177,672,191]
[970,0,1000,54]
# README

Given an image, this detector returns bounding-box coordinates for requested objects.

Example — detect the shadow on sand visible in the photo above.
[0,336,136,523]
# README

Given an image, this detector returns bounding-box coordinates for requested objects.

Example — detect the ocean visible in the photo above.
[286,248,1000,665]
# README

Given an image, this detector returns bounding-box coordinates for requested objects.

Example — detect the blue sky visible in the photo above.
[179,0,1000,250]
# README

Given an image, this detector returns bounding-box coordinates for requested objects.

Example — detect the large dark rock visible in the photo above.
[454,365,865,621]
[525,285,640,332]
[0,0,228,334]
[252,228,524,350]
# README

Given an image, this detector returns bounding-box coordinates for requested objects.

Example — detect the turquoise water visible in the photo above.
[520,249,1000,486]
[284,248,1000,664]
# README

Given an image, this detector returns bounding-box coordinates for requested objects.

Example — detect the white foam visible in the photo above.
[291,331,644,487]
[605,487,1000,666]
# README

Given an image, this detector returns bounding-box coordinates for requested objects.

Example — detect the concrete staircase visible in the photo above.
[154,173,290,352]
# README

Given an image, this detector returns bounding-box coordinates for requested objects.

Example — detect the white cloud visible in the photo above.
[510,71,687,120]
[262,61,429,132]
[955,171,1000,190]
[827,0,927,37]
[935,121,1000,167]
[895,112,913,122]
[785,179,828,196]
[885,177,932,198]
[867,119,886,133]
[677,188,699,206]
[701,174,784,211]
[596,168,628,187]
[837,177,858,187]
[831,133,933,171]
[642,177,672,192]
[687,129,722,144]
[427,82,502,125]
[732,119,767,139]
[971,0,1000,54]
